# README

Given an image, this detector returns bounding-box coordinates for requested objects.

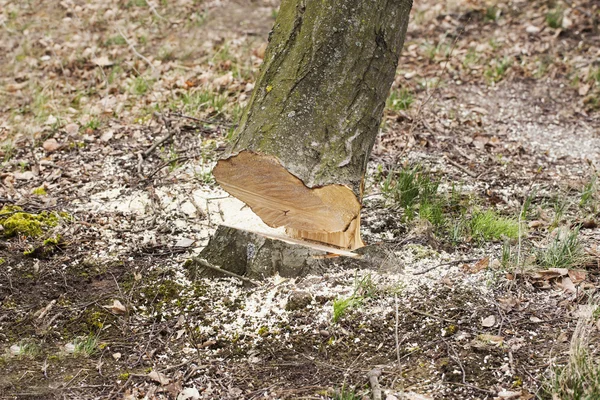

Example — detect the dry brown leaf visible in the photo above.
[519,390,535,400]
[533,268,568,280]
[100,130,114,142]
[497,389,522,399]
[473,135,489,149]
[488,136,501,146]
[463,257,489,273]
[478,334,504,344]
[92,56,113,67]
[64,123,79,136]
[498,297,520,311]
[579,84,591,96]
[6,82,28,92]
[253,43,267,59]
[568,270,586,284]
[548,268,569,275]
[481,315,496,327]
[147,370,170,385]
[528,220,544,229]
[557,332,569,342]
[473,256,489,272]
[104,299,127,315]
[14,171,36,180]
[559,276,576,293]
[43,139,60,152]
[213,72,233,89]
[471,334,504,349]
[45,115,58,126]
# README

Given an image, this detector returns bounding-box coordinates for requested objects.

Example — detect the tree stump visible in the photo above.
[187,226,401,281]
[191,225,360,280]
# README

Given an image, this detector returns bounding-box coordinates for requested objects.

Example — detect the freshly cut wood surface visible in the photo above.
[213,151,363,249]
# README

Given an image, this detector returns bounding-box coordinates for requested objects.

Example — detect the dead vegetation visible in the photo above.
[0,0,599,399]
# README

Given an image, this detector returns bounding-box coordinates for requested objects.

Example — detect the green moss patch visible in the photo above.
[0,206,69,238]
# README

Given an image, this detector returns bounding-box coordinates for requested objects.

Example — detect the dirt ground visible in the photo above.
[1,0,599,399]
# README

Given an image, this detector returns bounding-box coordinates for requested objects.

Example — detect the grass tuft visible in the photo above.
[73,334,98,357]
[332,296,362,323]
[543,303,600,398]
[470,210,520,242]
[536,228,588,270]
[378,166,524,244]
[580,175,597,209]
[546,8,564,29]
[380,165,441,222]
[130,76,153,96]
[484,57,513,83]
[10,340,41,358]
[178,90,228,115]
[387,87,414,111]
[333,386,361,400]
[485,6,500,22]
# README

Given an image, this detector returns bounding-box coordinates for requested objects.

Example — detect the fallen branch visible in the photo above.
[413,258,479,275]
[36,299,56,319]
[144,113,177,158]
[189,257,260,287]
[368,369,382,400]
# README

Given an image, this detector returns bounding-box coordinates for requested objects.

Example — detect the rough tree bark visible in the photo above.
[213,0,413,250]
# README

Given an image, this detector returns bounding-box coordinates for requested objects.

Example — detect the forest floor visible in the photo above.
[1,0,600,399]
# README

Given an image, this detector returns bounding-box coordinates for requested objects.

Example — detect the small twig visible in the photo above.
[144,156,190,181]
[170,112,232,127]
[36,299,56,319]
[444,338,466,384]
[117,27,156,74]
[189,257,260,287]
[394,295,401,367]
[42,357,48,378]
[108,375,132,400]
[61,368,84,388]
[404,306,457,324]
[445,156,478,178]
[143,132,174,158]
[144,0,167,21]
[367,369,382,400]
[445,381,495,394]
[187,192,205,218]
[144,113,176,158]
[413,258,479,275]
[160,358,204,373]
[137,152,144,178]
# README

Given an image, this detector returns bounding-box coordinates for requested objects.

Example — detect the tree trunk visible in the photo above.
[213,0,413,250]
